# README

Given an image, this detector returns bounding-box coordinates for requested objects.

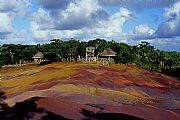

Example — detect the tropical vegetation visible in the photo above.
[0,39,179,75]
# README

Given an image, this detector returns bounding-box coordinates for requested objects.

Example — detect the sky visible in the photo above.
[0,0,180,51]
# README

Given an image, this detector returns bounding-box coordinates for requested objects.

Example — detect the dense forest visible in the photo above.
[0,39,180,77]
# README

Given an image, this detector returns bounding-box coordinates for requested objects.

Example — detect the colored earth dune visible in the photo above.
[0,63,179,120]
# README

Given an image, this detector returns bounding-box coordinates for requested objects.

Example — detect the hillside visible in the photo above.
[0,63,180,120]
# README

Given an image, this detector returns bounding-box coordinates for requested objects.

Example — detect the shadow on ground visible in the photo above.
[81,109,145,120]
[0,88,69,120]
[162,68,180,80]
[0,89,145,120]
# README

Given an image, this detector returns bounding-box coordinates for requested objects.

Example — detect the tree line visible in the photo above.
[0,39,180,73]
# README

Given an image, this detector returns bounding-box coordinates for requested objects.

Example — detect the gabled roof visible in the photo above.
[33,52,44,59]
[100,48,116,57]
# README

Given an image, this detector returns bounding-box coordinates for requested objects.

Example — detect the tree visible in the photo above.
[0,39,179,74]
[165,59,173,69]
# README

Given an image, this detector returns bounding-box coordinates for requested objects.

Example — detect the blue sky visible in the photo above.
[13,16,30,32]
[0,0,180,51]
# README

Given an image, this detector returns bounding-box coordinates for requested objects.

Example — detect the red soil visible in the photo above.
[28,81,59,91]
[1,63,180,120]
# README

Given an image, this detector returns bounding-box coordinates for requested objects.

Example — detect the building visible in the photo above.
[86,47,96,61]
[33,52,44,63]
[99,48,116,64]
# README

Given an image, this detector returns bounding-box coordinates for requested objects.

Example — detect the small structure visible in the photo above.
[99,48,116,64]
[33,52,44,63]
[86,47,96,61]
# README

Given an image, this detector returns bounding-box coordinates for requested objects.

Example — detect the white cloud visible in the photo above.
[29,0,107,41]
[30,8,54,30]
[99,0,179,10]
[0,0,135,43]
[32,30,50,40]
[29,7,85,41]
[86,8,133,39]
[134,24,154,35]
[0,29,35,45]
[31,29,84,42]
[146,37,180,51]
[32,0,106,31]
[50,29,84,39]
[0,0,179,52]
[128,24,155,40]
[156,1,180,38]
[0,13,13,34]
[37,0,71,10]
[54,0,102,30]
[0,0,31,15]
[0,0,32,43]
[29,5,134,42]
